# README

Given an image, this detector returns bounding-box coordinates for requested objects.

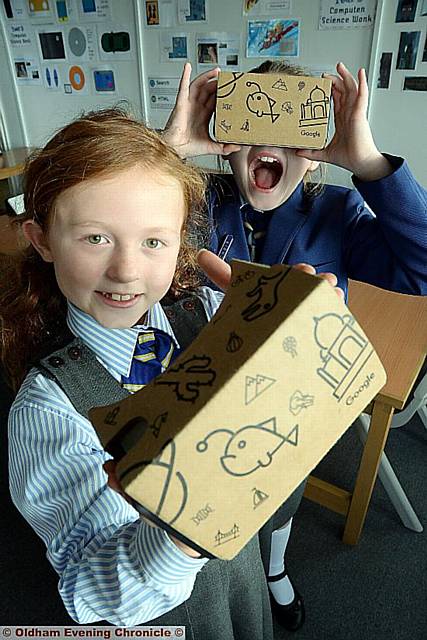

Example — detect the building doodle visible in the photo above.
[314,312,373,401]
[215,523,240,546]
[272,78,288,91]
[299,85,330,128]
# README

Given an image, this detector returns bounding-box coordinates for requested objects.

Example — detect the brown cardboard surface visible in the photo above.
[214,71,332,149]
[90,261,386,560]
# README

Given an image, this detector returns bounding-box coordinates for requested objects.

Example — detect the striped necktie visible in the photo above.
[242,204,273,262]
[121,329,180,393]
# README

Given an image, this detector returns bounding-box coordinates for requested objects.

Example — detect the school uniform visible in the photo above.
[208,155,427,298]
[8,288,301,637]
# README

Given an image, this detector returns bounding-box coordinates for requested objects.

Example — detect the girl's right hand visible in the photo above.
[162,62,241,159]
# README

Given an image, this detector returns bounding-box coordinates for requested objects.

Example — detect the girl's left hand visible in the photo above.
[197,250,345,301]
[296,62,392,181]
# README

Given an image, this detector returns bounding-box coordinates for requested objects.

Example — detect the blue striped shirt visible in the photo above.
[8,287,224,625]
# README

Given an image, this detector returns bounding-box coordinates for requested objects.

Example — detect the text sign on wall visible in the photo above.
[319,0,377,29]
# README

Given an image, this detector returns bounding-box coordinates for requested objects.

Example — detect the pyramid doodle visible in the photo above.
[245,374,276,404]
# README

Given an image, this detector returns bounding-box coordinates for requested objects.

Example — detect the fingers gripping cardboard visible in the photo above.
[90,260,386,559]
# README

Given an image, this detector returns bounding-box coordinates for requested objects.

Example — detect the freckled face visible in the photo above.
[228,145,318,211]
[39,166,185,328]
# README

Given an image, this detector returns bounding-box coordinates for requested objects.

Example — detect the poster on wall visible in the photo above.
[37,29,67,60]
[247,18,299,58]
[395,0,418,22]
[92,67,116,93]
[145,0,174,27]
[319,0,377,29]
[2,0,26,18]
[196,33,240,72]
[178,0,207,23]
[42,63,61,89]
[6,22,35,48]
[403,76,427,90]
[377,52,392,88]
[243,0,291,16]
[77,0,112,22]
[148,76,180,109]
[159,31,188,62]
[396,31,421,69]
[67,63,90,94]
[54,0,75,23]
[13,56,42,83]
[26,0,53,19]
[67,25,97,62]
[98,25,134,61]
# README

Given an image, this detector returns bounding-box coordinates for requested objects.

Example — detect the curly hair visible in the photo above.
[0,107,208,391]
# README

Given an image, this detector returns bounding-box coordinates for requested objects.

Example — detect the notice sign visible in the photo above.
[319,0,377,29]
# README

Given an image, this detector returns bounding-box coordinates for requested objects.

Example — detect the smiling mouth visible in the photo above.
[249,155,283,191]
[99,292,140,302]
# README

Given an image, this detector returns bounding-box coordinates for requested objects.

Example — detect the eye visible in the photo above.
[87,234,107,245]
[238,440,246,449]
[144,238,163,249]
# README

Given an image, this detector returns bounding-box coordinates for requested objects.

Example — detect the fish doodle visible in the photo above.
[196,417,292,477]
[242,268,291,322]
[245,81,280,123]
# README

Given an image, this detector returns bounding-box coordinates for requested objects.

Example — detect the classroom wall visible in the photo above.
[0,0,426,187]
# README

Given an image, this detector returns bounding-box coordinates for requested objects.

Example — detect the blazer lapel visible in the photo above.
[261,183,309,265]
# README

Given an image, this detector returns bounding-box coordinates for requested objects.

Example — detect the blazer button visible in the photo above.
[183,299,195,312]
[48,356,65,368]
[68,346,82,361]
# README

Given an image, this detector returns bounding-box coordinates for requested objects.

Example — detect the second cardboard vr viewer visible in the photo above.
[214,71,332,149]
[90,261,386,560]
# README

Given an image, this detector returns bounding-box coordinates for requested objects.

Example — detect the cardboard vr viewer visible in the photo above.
[90,260,386,560]
[214,71,332,149]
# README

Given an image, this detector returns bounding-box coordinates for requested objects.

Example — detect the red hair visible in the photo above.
[1,107,207,391]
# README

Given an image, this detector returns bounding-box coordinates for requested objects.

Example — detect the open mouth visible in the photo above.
[249,154,283,191]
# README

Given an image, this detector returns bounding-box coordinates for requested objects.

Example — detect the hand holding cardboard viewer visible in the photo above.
[90,256,386,560]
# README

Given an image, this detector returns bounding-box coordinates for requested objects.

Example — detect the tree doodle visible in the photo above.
[216,72,244,99]
[119,440,188,526]
[196,417,297,477]
[245,81,280,123]
[156,355,216,402]
[242,267,292,322]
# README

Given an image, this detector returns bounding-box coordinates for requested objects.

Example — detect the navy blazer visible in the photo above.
[207,155,427,298]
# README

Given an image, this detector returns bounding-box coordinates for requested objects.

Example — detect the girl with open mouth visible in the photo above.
[163,58,427,632]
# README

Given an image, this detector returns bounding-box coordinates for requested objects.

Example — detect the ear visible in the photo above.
[22,220,54,262]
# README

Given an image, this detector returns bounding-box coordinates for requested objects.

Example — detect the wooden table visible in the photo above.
[0,147,33,180]
[304,279,427,544]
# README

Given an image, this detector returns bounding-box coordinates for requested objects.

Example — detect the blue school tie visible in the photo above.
[121,329,180,393]
[241,204,273,262]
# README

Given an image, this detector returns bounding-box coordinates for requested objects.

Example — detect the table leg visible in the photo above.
[343,400,394,545]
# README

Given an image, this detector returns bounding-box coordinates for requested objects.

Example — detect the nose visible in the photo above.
[106,246,140,283]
